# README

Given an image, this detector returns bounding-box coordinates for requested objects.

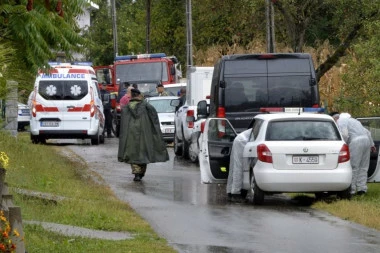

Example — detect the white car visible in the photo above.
[199,112,354,205]
[146,96,179,143]
[17,102,31,131]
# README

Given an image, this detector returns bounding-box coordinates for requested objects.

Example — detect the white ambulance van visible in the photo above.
[30,62,105,145]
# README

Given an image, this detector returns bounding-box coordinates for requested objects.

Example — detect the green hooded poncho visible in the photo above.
[118,98,169,164]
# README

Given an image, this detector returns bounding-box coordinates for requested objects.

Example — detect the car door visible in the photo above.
[357,117,380,182]
[199,118,237,184]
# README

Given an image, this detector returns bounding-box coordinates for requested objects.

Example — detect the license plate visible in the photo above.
[292,155,319,164]
[40,121,59,127]
[164,128,174,134]
[21,109,30,114]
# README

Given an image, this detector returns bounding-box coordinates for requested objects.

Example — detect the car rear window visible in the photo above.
[148,99,177,113]
[38,80,88,100]
[266,119,341,141]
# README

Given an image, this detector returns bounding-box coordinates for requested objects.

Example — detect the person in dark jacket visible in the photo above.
[100,82,113,138]
[118,88,169,182]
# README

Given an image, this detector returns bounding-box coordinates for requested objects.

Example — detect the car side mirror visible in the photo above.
[197,100,208,119]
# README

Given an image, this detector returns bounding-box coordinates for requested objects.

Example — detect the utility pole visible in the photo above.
[111,0,118,57]
[266,0,275,53]
[186,0,193,73]
[146,0,151,53]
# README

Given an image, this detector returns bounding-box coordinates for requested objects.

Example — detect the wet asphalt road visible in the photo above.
[57,138,380,253]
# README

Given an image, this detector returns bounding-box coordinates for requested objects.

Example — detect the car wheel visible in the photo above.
[38,137,46,144]
[188,141,199,163]
[174,127,183,156]
[250,170,264,205]
[100,132,105,144]
[337,185,352,200]
[91,129,100,145]
[181,128,189,159]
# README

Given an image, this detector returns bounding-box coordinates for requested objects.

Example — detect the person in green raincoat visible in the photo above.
[118,88,169,181]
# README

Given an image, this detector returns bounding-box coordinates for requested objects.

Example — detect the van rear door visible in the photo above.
[37,79,92,131]
[61,80,92,131]
[222,54,318,133]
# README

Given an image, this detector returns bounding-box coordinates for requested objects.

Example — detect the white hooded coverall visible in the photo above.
[226,129,252,195]
[338,115,374,194]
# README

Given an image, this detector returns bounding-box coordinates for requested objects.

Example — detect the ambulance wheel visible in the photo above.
[174,128,182,156]
[31,135,39,144]
[39,137,46,144]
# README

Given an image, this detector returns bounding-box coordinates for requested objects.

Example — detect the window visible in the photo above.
[38,80,88,100]
[266,120,341,141]
[116,62,168,83]
[208,119,237,142]
[148,99,176,113]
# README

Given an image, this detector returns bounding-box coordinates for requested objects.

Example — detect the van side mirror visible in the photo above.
[309,78,316,86]
[170,66,176,75]
[197,100,208,119]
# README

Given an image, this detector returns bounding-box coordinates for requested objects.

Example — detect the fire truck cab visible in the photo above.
[114,53,180,86]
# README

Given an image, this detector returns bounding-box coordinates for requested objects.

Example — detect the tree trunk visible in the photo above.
[315,23,362,82]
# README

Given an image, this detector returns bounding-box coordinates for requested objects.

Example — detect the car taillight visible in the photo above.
[257,144,272,163]
[200,121,206,133]
[217,107,225,118]
[338,144,350,163]
[186,109,194,128]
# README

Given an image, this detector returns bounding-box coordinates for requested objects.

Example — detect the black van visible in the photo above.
[198,53,320,133]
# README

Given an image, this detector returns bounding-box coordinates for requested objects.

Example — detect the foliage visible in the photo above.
[0,211,20,253]
[0,0,92,95]
[333,20,380,117]
[0,151,8,169]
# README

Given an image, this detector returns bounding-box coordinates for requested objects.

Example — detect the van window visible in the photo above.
[224,74,312,113]
[38,80,88,100]
[115,62,168,83]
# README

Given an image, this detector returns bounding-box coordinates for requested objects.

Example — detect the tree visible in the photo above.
[0,0,90,94]
[333,20,380,116]
[271,0,379,82]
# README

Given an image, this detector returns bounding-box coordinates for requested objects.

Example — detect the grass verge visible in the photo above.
[1,130,177,253]
[1,129,380,252]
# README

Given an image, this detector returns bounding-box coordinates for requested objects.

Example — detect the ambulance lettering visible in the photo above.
[40,73,86,79]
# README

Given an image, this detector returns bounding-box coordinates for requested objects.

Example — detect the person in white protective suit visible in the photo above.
[330,112,376,195]
[227,129,253,202]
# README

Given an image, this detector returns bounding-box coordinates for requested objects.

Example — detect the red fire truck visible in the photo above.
[94,53,180,92]
[94,53,181,136]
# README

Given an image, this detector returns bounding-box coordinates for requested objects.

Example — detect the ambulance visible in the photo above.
[30,62,105,145]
